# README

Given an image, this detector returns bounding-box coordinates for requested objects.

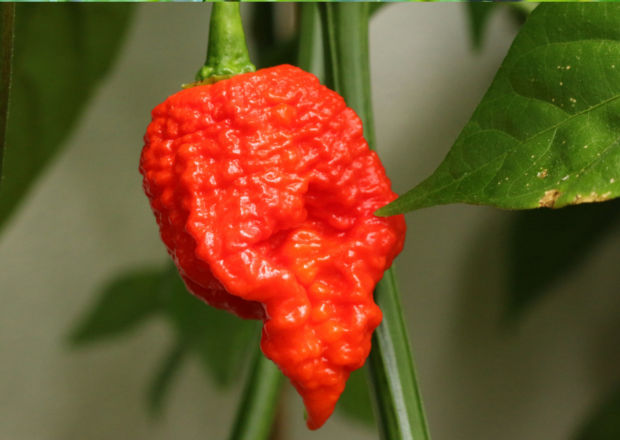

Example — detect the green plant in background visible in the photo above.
[1,3,619,440]
[0,4,134,233]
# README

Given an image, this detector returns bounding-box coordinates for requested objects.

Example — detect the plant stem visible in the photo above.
[196,2,255,83]
[297,2,325,85]
[319,3,431,439]
[0,3,15,187]
[296,3,316,73]
[368,269,431,440]
[227,333,284,440]
[319,3,375,147]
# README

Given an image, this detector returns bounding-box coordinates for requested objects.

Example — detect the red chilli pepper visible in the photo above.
[140,64,406,429]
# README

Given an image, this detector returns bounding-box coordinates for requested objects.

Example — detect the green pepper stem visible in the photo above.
[196,3,256,83]
[319,3,431,439]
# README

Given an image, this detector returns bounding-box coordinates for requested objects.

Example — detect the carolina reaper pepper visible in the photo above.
[140,64,406,429]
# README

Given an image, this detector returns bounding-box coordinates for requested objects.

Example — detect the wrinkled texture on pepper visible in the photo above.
[140,64,406,429]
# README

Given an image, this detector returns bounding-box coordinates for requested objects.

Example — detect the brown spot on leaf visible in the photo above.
[536,169,548,179]
[539,189,560,208]
[573,192,612,205]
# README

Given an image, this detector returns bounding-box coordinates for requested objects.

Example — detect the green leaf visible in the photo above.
[69,268,162,346]
[161,265,256,386]
[147,342,186,417]
[575,385,620,440]
[507,198,620,319]
[0,4,134,232]
[337,366,375,427]
[466,2,498,50]
[378,3,620,216]
[0,4,14,187]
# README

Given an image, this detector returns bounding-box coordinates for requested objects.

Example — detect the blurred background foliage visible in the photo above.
[1,3,618,440]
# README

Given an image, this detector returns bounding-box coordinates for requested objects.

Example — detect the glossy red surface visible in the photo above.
[140,65,406,429]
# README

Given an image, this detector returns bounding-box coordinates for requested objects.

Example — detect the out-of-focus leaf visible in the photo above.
[506,4,533,35]
[250,3,297,70]
[466,2,534,51]
[378,4,620,216]
[337,366,375,427]
[147,341,186,417]
[0,4,14,185]
[368,3,387,17]
[507,198,620,319]
[575,386,620,440]
[0,4,134,231]
[510,2,538,18]
[161,265,257,386]
[466,2,497,50]
[69,268,162,345]
[467,3,534,52]
[250,3,275,68]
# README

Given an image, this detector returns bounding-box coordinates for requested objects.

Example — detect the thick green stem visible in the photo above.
[227,334,284,440]
[319,4,431,439]
[0,3,15,186]
[319,3,375,147]
[368,269,431,440]
[196,3,255,83]
[297,3,326,85]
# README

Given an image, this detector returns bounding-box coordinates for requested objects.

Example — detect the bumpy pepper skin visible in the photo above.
[140,65,406,429]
